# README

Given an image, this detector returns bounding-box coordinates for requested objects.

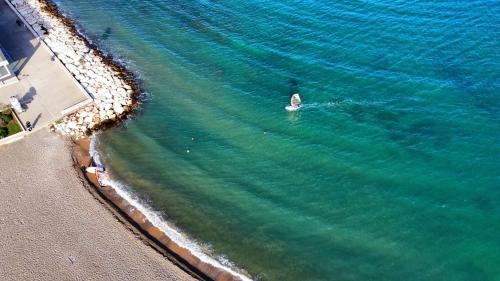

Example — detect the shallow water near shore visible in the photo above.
[54,0,499,280]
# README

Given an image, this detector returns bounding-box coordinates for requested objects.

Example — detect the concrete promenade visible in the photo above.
[0,0,91,131]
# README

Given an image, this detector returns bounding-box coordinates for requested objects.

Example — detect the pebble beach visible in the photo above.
[2,0,498,280]
[0,130,195,281]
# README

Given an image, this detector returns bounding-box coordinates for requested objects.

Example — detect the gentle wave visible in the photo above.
[298,99,352,111]
[89,135,252,281]
[53,0,500,279]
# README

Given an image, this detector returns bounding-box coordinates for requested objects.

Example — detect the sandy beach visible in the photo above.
[0,130,195,281]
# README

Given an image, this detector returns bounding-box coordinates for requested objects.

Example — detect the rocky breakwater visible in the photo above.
[9,0,140,138]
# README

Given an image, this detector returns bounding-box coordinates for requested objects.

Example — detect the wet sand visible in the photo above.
[0,130,195,281]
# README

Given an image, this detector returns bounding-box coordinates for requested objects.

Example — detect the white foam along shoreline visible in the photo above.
[10,0,253,279]
[89,135,253,281]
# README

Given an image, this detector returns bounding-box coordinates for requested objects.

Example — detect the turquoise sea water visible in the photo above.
[54,0,499,280]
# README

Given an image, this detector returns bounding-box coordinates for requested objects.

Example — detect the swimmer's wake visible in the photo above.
[286,101,348,112]
[284,87,349,112]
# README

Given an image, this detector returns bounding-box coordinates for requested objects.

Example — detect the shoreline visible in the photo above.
[73,137,251,281]
[0,130,196,281]
[71,138,210,281]
[6,0,252,280]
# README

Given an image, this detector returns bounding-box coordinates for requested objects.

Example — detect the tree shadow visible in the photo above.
[20,86,37,108]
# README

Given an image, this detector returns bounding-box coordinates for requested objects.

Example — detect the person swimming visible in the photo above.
[290,92,301,107]
[285,92,302,111]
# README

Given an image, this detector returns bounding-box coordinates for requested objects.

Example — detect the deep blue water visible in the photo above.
[55,0,499,280]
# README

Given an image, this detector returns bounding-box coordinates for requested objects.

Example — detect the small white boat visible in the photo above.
[86,166,105,174]
[285,93,302,111]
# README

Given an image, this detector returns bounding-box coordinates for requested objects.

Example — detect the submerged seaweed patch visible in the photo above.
[345,101,451,150]
[101,27,112,40]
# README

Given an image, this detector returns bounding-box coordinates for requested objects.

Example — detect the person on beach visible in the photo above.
[25,121,32,131]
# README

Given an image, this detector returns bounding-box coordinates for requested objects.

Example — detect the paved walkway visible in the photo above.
[0,1,91,131]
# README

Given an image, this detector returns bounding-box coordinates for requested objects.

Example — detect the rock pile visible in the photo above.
[9,0,140,138]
